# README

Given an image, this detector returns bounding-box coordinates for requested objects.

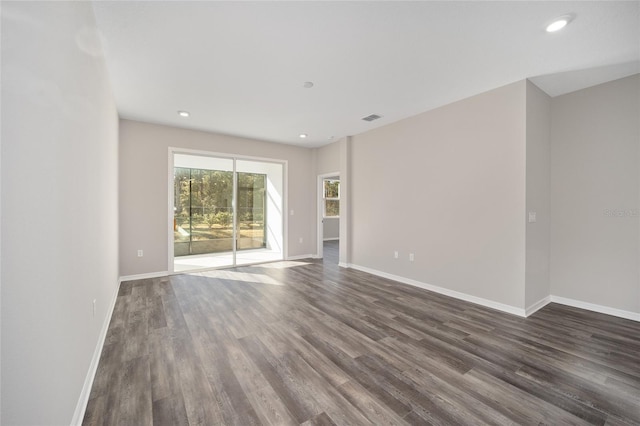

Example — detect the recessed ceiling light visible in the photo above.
[546,15,572,32]
[299,133,308,138]
[303,81,314,89]
[178,110,190,117]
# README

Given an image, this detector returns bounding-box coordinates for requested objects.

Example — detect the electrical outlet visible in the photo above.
[409,253,415,262]
[137,249,143,257]
[394,251,399,259]
[299,237,303,244]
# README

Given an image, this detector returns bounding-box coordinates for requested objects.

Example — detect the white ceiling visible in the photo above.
[91,1,640,147]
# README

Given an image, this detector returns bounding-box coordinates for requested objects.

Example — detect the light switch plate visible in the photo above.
[528,212,537,223]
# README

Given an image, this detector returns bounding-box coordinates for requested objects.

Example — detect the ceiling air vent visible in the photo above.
[361,114,382,122]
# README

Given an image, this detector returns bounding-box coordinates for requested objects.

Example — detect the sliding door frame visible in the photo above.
[167,147,288,274]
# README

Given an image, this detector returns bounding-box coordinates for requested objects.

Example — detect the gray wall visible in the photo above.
[314,141,340,175]
[1,2,120,424]
[550,74,639,313]
[315,142,341,242]
[350,81,528,309]
[525,81,552,309]
[119,120,316,277]
[315,140,340,176]
[340,137,352,265]
[323,217,340,240]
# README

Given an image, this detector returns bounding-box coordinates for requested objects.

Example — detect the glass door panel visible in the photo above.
[173,167,191,257]
[236,172,266,251]
[188,168,234,255]
[173,155,234,271]
[235,160,284,266]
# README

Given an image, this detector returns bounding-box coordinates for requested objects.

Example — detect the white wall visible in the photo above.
[550,74,640,314]
[525,81,552,310]
[350,81,527,309]
[119,120,315,277]
[1,2,119,424]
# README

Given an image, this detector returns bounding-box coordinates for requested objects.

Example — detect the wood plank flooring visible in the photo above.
[84,242,640,425]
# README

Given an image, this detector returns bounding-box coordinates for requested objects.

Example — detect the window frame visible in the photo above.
[323,179,340,218]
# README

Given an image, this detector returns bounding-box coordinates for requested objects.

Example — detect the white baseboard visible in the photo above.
[338,262,349,268]
[346,263,527,317]
[344,263,639,322]
[71,278,121,425]
[119,271,168,282]
[550,295,640,322]
[525,295,551,317]
[287,254,314,261]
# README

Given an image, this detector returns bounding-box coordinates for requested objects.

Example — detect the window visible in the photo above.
[323,179,340,217]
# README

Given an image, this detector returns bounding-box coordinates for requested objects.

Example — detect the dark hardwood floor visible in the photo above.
[322,240,339,265]
[84,242,640,425]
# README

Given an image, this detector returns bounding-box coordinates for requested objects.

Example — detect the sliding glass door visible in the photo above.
[235,159,283,265]
[172,153,283,271]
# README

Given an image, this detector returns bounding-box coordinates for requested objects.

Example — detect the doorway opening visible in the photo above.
[170,151,285,272]
[317,172,340,263]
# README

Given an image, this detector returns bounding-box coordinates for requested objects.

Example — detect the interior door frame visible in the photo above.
[316,171,340,259]
[168,147,288,273]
